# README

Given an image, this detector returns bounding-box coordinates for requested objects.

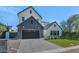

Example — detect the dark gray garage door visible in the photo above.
[22,30,40,39]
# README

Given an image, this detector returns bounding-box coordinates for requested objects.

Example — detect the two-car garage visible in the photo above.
[22,30,40,39]
[17,16,44,39]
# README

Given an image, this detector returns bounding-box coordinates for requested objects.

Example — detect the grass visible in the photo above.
[47,39,79,47]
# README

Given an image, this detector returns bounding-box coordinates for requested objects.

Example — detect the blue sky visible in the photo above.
[0,6,79,30]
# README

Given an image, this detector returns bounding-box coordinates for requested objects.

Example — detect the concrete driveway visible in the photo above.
[17,39,62,53]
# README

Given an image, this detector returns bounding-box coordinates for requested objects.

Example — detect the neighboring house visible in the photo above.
[17,6,62,39]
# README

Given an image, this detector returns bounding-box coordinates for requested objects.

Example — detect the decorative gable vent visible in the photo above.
[30,10,32,14]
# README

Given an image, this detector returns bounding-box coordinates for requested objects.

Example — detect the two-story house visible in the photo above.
[17,6,62,39]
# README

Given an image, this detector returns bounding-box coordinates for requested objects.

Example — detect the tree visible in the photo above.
[0,22,8,38]
[61,14,79,32]
[67,14,77,32]
[67,14,79,32]
[75,19,79,32]
[61,14,79,33]
[60,14,79,39]
[60,20,68,32]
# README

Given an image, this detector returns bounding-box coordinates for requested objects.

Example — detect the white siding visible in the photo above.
[44,23,62,38]
[18,8,41,24]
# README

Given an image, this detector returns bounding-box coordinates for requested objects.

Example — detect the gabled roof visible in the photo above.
[17,6,42,19]
[41,21,50,24]
[17,16,44,29]
[44,21,63,30]
[41,21,50,26]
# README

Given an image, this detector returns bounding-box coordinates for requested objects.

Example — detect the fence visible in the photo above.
[0,39,7,53]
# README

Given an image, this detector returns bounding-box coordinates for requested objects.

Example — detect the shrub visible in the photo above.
[62,32,79,40]
[46,32,79,40]
[47,36,60,40]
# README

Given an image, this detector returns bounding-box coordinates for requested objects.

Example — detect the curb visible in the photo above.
[39,45,79,53]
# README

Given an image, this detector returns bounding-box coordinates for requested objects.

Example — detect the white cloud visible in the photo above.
[0,6,17,14]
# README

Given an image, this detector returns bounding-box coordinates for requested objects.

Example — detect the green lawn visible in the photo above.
[47,39,79,47]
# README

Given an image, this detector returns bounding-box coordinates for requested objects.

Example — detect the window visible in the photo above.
[30,10,32,14]
[31,20,33,24]
[22,24,25,28]
[22,17,25,22]
[50,31,59,36]
[50,31,52,35]
[54,24,56,27]
[53,31,56,35]
[57,31,59,35]
[23,26,24,29]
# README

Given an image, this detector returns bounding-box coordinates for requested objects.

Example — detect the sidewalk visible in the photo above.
[39,45,79,53]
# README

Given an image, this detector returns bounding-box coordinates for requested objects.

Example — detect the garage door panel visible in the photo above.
[22,30,39,39]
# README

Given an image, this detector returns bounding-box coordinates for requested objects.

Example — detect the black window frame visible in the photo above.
[57,31,59,35]
[54,24,56,27]
[22,17,25,22]
[50,31,59,36]
[50,31,53,35]
[30,20,33,24]
[30,10,32,14]
[54,31,56,35]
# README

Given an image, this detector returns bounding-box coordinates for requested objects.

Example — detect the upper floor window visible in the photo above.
[30,20,33,24]
[23,26,24,29]
[22,17,25,22]
[54,24,56,27]
[30,10,32,14]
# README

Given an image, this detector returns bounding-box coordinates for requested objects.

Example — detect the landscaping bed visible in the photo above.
[47,39,79,47]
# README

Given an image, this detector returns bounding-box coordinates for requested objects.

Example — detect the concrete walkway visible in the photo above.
[62,45,79,53]
[17,39,62,53]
